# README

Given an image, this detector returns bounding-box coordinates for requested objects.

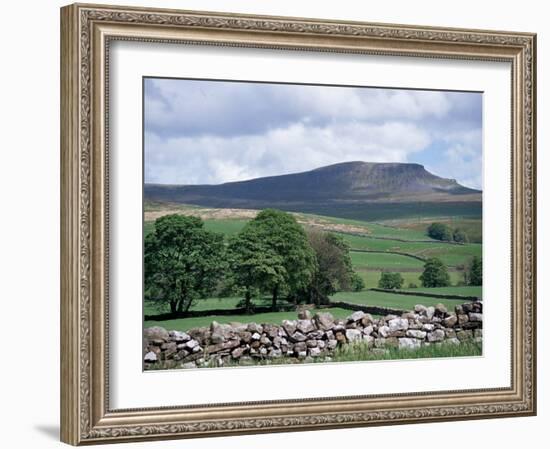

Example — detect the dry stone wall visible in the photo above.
[143,301,482,369]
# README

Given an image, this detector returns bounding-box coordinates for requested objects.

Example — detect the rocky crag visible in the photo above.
[144,301,482,369]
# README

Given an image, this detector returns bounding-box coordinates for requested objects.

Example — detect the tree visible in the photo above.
[378,272,404,290]
[419,257,451,287]
[467,256,483,285]
[144,214,226,314]
[227,227,286,312]
[304,230,355,305]
[350,273,365,292]
[427,222,453,241]
[452,228,469,244]
[244,209,316,310]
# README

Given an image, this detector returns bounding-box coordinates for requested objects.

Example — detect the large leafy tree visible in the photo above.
[227,228,286,312]
[144,214,226,314]
[244,209,316,310]
[419,257,451,288]
[305,230,356,305]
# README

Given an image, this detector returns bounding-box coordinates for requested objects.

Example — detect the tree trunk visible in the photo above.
[170,300,177,315]
[271,285,279,311]
[244,289,252,313]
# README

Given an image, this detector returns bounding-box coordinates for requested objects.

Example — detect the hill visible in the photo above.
[144,162,482,220]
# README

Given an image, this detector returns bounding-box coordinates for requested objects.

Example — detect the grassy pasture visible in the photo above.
[400,285,482,297]
[350,251,425,270]
[332,290,467,311]
[342,234,481,267]
[355,269,463,289]
[382,217,483,244]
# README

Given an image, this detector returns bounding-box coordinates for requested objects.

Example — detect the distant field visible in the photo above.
[356,269,463,289]
[381,217,483,244]
[144,307,355,332]
[342,234,481,267]
[275,201,482,222]
[400,286,482,297]
[350,251,425,270]
[331,290,468,311]
[145,296,272,315]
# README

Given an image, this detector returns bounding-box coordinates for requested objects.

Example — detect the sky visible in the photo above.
[144,78,483,190]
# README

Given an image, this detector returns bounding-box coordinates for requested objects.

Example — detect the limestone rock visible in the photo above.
[399,338,422,350]
[345,328,362,342]
[144,326,169,342]
[406,329,427,339]
[443,314,458,328]
[388,318,409,333]
[144,351,157,363]
[314,312,335,331]
[427,329,445,342]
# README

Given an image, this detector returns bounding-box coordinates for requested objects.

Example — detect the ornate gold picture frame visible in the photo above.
[60,3,536,445]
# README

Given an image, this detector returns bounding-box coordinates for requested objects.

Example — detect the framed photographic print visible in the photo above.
[60,3,537,445]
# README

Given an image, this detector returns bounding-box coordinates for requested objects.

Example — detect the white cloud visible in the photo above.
[145,121,431,185]
[144,78,482,187]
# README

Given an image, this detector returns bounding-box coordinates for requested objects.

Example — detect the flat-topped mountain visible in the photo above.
[145,162,481,211]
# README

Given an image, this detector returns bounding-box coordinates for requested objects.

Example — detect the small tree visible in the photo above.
[419,257,451,287]
[467,256,483,285]
[378,272,404,290]
[453,228,469,244]
[350,273,365,292]
[305,230,357,304]
[427,222,453,241]
[144,214,226,314]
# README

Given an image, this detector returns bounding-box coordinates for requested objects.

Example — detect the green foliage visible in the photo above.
[419,257,451,287]
[304,230,359,304]
[227,227,286,312]
[427,222,453,241]
[144,214,226,314]
[378,272,405,290]
[408,282,418,288]
[239,209,316,309]
[452,228,469,244]
[350,273,365,292]
[466,256,483,286]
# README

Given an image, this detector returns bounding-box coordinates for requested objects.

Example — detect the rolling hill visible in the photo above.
[144,162,482,220]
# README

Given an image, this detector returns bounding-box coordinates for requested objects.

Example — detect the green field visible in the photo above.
[400,285,482,297]
[342,234,481,267]
[350,251,425,270]
[332,290,467,311]
[145,296,274,315]
[355,269,463,289]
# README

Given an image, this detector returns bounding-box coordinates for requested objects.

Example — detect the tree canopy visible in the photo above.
[378,272,404,290]
[304,230,357,305]
[419,257,451,288]
[427,222,469,244]
[227,227,286,312]
[238,209,317,310]
[144,214,226,314]
[466,255,482,286]
[427,222,453,241]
